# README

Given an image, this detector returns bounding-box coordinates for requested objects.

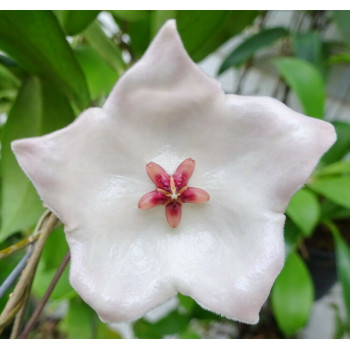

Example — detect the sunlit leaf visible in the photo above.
[309,177,350,210]
[218,27,288,74]
[84,20,125,75]
[274,57,325,118]
[0,10,90,109]
[286,189,320,237]
[75,46,119,102]
[0,77,75,241]
[271,252,314,337]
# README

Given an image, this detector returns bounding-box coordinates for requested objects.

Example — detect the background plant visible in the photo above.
[0,10,349,339]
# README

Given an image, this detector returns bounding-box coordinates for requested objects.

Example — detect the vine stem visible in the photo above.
[18,250,71,339]
[0,211,59,333]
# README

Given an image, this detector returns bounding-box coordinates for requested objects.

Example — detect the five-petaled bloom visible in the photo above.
[12,20,336,324]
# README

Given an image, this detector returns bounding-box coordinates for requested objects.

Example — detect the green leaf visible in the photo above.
[124,14,152,59]
[271,252,314,337]
[329,52,350,64]
[58,10,100,35]
[286,188,321,237]
[32,263,72,301]
[325,221,350,331]
[150,10,177,37]
[308,177,350,210]
[133,310,189,339]
[333,11,350,47]
[218,27,288,74]
[0,64,20,90]
[274,57,325,118]
[177,10,259,62]
[111,10,149,22]
[292,31,325,74]
[321,121,350,165]
[133,319,162,339]
[0,10,90,109]
[315,160,350,177]
[84,20,126,75]
[74,46,119,102]
[59,296,95,338]
[0,77,75,241]
[320,198,350,221]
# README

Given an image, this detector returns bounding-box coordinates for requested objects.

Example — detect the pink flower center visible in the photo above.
[138,158,210,228]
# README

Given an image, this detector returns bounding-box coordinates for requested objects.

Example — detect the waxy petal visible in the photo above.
[165,201,182,228]
[11,20,337,324]
[180,187,210,203]
[138,190,168,209]
[173,158,195,189]
[146,162,170,190]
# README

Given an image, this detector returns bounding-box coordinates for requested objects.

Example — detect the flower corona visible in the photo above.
[138,159,210,228]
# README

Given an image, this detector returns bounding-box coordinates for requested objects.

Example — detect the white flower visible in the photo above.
[12,20,336,324]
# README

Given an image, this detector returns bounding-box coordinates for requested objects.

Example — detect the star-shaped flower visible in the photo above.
[138,158,210,228]
[12,20,336,324]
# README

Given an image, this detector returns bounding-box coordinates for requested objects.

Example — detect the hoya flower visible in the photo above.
[12,20,336,324]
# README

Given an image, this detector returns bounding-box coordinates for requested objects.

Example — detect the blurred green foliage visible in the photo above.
[0,10,350,339]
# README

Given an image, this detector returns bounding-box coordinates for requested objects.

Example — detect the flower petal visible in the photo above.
[138,190,168,209]
[180,187,210,203]
[173,158,195,189]
[165,201,182,228]
[146,162,170,190]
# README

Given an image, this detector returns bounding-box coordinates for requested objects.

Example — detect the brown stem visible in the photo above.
[18,250,71,339]
[0,211,59,333]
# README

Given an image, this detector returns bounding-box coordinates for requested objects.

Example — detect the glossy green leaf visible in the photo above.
[286,188,321,237]
[0,10,90,109]
[271,252,314,337]
[111,10,149,22]
[321,121,350,165]
[75,46,119,102]
[0,77,75,241]
[326,221,350,331]
[333,11,350,47]
[218,27,288,74]
[274,57,325,118]
[309,177,350,210]
[84,20,126,75]
[58,10,100,35]
[177,10,259,62]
